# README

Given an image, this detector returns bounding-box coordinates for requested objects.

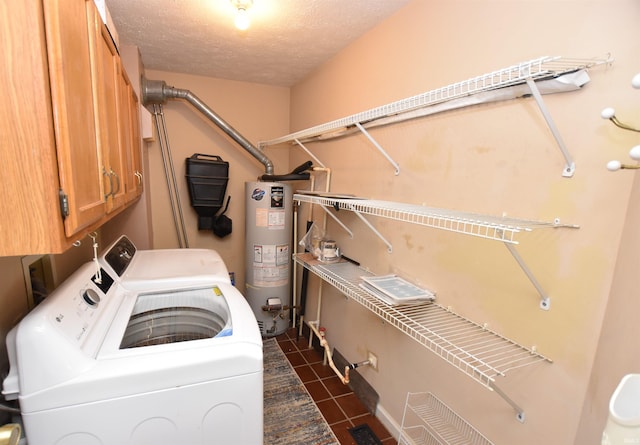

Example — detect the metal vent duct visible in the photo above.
[142,77,274,175]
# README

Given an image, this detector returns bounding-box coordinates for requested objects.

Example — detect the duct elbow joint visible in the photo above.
[264,159,274,176]
[142,78,170,106]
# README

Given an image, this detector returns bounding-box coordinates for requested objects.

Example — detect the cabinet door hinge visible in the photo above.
[59,190,69,218]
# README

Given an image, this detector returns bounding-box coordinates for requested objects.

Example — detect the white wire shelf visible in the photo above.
[294,194,577,245]
[259,56,610,148]
[294,253,551,419]
[399,392,495,445]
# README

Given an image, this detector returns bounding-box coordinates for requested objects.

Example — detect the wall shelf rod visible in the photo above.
[259,56,612,179]
[294,194,579,310]
[293,254,552,421]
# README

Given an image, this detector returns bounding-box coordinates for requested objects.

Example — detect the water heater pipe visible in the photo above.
[142,77,274,175]
[306,321,370,385]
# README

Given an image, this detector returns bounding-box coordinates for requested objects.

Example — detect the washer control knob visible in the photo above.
[82,288,101,307]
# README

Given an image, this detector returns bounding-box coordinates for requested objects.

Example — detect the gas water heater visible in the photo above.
[245,181,293,336]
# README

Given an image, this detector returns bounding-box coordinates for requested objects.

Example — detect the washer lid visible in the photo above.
[119,248,231,291]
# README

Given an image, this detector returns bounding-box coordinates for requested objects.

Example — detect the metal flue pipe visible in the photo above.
[142,77,274,175]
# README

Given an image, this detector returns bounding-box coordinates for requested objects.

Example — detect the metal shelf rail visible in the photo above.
[260,55,612,177]
[399,392,495,445]
[294,194,579,309]
[294,254,550,422]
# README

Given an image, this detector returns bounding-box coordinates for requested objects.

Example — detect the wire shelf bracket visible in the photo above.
[346,202,393,253]
[525,77,575,177]
[318,203,354,239]
[294,254,552,421]
[503,240,551,311]
[354,122,400,175]
[294,138,326,169]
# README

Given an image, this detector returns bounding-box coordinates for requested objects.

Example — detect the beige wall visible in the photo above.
[289,0,640,444]
[144,70,290,291]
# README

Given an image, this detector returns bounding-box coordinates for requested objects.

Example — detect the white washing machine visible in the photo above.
[2,236,263,445]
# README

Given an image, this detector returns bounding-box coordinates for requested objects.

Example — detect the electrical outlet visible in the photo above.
[367,351,378,371]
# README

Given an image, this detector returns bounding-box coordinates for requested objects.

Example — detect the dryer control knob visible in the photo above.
[83,288,101,307]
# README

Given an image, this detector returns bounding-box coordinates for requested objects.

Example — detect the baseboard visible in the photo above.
[375,403,402,441]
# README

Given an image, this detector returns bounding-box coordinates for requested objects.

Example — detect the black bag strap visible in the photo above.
[217,196,231,217]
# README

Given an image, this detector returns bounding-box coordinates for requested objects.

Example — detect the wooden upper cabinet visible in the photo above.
[0,0,143,256]
[42,0,107,236]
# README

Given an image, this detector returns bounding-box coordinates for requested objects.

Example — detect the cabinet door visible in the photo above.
[0,0,70,255]
[42,0,106,236]
[86,2,126,213]
[129,88,143,200]
[120,70,144,203]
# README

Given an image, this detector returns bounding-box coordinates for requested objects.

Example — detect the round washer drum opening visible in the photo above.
[120,307,227,348]
[118,286,233,349]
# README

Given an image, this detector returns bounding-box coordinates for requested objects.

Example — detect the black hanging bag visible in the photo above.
[185,153,229,230]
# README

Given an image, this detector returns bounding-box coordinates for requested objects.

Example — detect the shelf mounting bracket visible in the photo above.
[490,381,526,423]
[354,122,400,175]
[347,203,393,252]
[525,77,575,178]
[503,241,551,310]
[293,138,326,168]
[319,204,354,238]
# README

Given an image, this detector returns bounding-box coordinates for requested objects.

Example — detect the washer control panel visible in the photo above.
[48,264,116,348]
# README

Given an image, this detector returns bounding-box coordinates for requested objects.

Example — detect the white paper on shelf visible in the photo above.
[360,275,435,306]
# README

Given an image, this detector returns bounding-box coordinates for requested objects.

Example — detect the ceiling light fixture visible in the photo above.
[231,0,253,31]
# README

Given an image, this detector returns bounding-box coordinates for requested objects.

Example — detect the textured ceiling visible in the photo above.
[104,0,411,87]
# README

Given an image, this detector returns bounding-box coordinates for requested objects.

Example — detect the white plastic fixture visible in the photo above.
[601,107,616,119]
[607,160,622,172]
[231,0,252,30]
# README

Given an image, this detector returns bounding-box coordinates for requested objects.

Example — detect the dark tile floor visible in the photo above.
[275,328,395,445]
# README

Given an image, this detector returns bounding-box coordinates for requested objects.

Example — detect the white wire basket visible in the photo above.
[399,392,494,445]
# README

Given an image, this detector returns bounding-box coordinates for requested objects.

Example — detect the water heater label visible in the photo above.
[252,243,289,287]
[268,209,285,230]
[255,208,268,227]
[254,208,285,229]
